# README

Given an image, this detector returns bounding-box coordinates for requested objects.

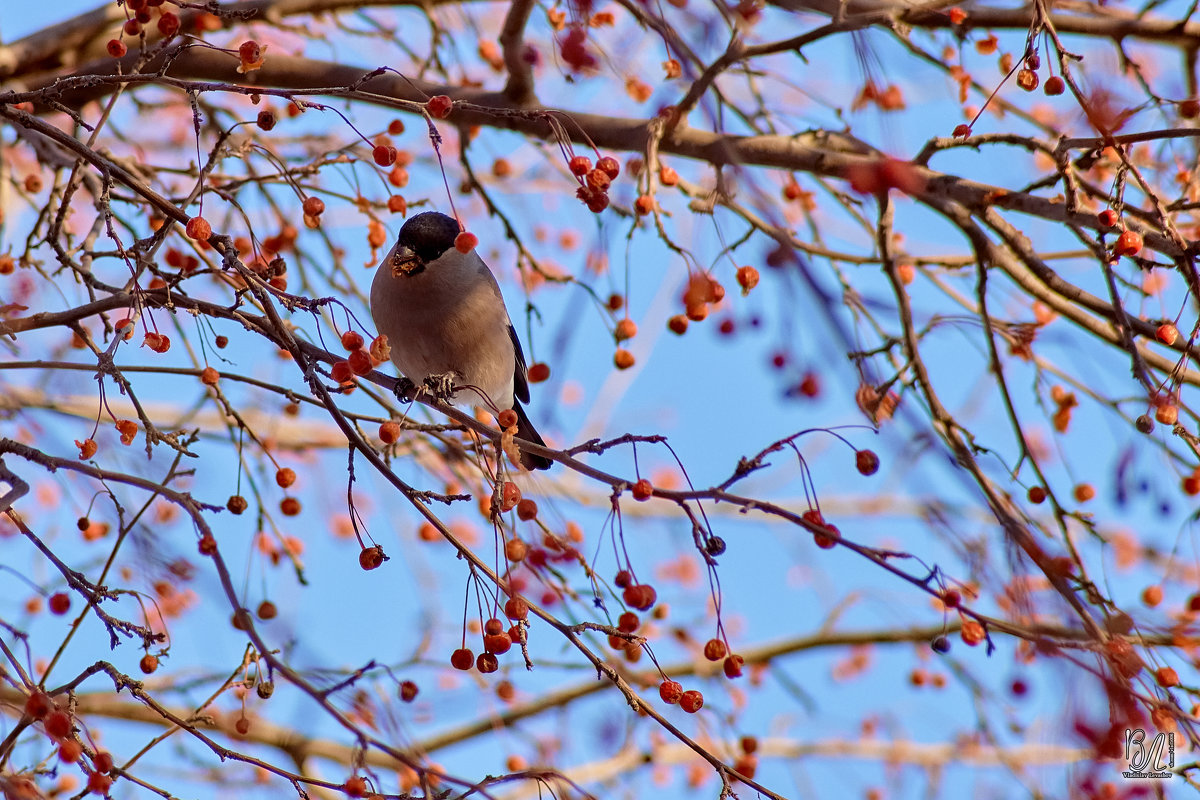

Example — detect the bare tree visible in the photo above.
[0,0,1197,797]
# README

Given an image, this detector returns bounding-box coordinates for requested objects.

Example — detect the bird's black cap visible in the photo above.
[397,211,461,264]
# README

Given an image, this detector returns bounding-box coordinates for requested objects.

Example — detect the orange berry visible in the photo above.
[614,349,635,370]
[347,349,373,376]
[632,478,652,501]
[960,619,985,646]
[1157,323,1180,345]
[614,319,637,341]
[1073,483,1096,503]
[185,216,211,240]
[736,265,759,293]
[76,438,98,459]
[1156,403,1179,425]
[659,165,678,186]
[275,467,296,488]
[200,366,219,385]
[497,409,519,429]
[1156,666,1179,687]
[505,539,528,562]
[343,776,367,797]
[379,420,401,444]
[634,195,654,215]
[1142,585,1163,607]
[139,653,158,674]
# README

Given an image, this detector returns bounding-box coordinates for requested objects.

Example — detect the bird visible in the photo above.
[370,211,552,470]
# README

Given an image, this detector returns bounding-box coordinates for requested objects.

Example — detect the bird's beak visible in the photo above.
[389,245,423,277]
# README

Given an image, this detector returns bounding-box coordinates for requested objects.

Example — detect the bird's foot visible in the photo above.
[423,373,458,402]
[392,376,417,403]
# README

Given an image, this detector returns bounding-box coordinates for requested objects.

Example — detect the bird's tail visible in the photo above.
[514,403,552,471]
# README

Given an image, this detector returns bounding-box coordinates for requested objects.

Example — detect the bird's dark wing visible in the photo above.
[508,323,531,404]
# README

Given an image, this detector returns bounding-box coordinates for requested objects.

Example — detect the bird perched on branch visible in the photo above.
[370,211,552,470]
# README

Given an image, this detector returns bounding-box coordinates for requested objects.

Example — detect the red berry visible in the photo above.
[1098,208,1119,227]
[659,165,678,186]
[516,498,538,520]
[504,596,529,620]
[358,545,384,570]
[614,319,638,341]
[484,632,512,654]
[87,772,113,795]
[614,569,633,588]
[93,751,114,774]
[1114,229,1143,257]
[597,156,620,179]
[1043,75,1065,95]
[426,95,453,118]
[634,195,654,215]
[58,740,82,762]
[239,40,261,64]
[476,652,499,673]
[960,619,985,646]
[855,449,880,475]
[343,776,367,797]
[497,409,519,429]
[454,231,478,253]
[124,18,142,35]
[373,144,397,167]
[618,611,639,632]
[613,348,635,369]
[703,638,727,661]
[1181,98,1200,118]
[450,647,474,670]
[379,420,401,444]
[330,360,353,384]
[527,362,550,383]
[25,691,53,720]
[632,479,653,501]
[952,123,971,138]
[659,679,683,704]
[48,592,71,615]
[679,689,704,713]
[44,709,72,738]
[200,366,219,385]
[347,349,373,375]
[303,196,325,217]
[106,39,127,58]
[569,155,591,176]
[399,680,419,701]
[198,533,217,556]
[340,330,364,350]
[723,654,744,678]
[157,12,180,37]
[1157,323,1180,345]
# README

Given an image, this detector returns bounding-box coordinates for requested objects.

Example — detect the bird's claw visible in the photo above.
[393,376,417,403]
[424,373,457,402]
